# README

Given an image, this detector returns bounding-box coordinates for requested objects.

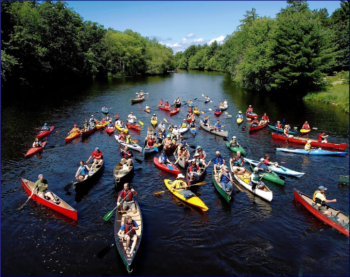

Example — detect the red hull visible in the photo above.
[249,122,268,132]
[106,127,115,134]
[294,189,349,237]
[246,112,258,119]
[170,108,179,116]
[159,105,171,112]
[214,111,221,116]
[126,123,141,131]
[21,178,77,220]
[153,157,180,175]
[25,141,47,157]
[81,127,96,137]
[271,133,347,150]
[36,126,54,139]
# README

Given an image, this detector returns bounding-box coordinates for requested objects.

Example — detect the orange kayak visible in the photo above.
[65,130,80,141]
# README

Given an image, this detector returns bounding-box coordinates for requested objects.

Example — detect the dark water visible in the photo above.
[1,70,349,276]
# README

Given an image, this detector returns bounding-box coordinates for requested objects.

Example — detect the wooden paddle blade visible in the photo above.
[153,190,166,195]
[193,181,207,186]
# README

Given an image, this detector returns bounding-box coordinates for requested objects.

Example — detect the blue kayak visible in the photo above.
[276,148,347,156]
[190,127,196,137]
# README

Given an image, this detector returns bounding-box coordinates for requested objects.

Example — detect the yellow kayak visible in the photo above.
[164,179,208,212]
[115,123,128,134]
[96,121,108,129]
[237,118,243,124]
[193,110,200,115]
[151,120,158,126]
[300,128,311,134]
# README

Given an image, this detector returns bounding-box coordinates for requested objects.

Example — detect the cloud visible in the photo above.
[208,35,225,45]
[166,43,182,48]
[183,38,187,41]
[193,38,204,42]
[185,33,194,38]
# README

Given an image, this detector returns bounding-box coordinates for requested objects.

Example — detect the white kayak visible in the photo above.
[114,135,142,152]
[243,158,305,178]
[179,127,188,134]
[199,120,228,137]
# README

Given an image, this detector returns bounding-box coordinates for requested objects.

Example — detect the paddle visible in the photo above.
[132,140,139,143]
[153,181,207,195]
[64,181,74,192]
[232,180,243,192]
[163,118,168,123]
[17,188,36,210]
[135,158,143,164]
[201,94,205,97]
[138,121,144,126]
[167,164,174,171]
[115,114,119,118]
[103,197,127,221]
[154,147,159,152]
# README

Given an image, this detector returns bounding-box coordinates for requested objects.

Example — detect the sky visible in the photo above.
[66,1,342,53]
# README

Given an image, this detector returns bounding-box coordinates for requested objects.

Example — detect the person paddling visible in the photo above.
[128,112,137,125]
[214,120,225,132]
[257,158,272,173]
[174,97,181,106]
[118,215,139,255]
[158,99,164,106]
[121,146,133,161]
[33,174,60,204]
[318,131,329,143]
[302,121,311,130]
[219,166,234,192]
[305,140,312,151]
[117,183,138,213]
[284,124,293,138]
[312,186,337,217]
[275,121,283,130]
[231,151,245,174]
[229,136,240,147]
[188,160,200,181]
[159,150,172,165]
[260,113,269,124]
[236,111,243,119]
[69,124,80,134]
[32,138,42,148]
[250,116,259,127]
[40,123,51,132]
[101,105,108,113]
[215,106,221,113]
[250,167,261,191]
[86,147,103,169]
[202,115,209,126]
[170,174,188,190]
[246,105,253,115]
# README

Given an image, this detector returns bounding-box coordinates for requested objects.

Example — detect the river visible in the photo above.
[1,70,349,275]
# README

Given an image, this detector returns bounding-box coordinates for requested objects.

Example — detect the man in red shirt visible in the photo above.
[86,147,103,169]
[260,113,269,124]
[318,131,329,143]
[250,116,259,127]
[302,121,311,130]
[246,105,253,114]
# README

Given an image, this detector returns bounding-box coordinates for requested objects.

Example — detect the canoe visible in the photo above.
[101,109,109,114]
[276,148,347,156]
[199,120,228,137]
[173,153,188,169]
[179,127,188,134]
[214,111,221,116]
[225,142,246,156]
[271,133,347,150]
[212,169,232,202]
[268,125,297,135]
[114,198,143,273]
[36,126,54,139]
[164,144,178,155]
[126,122,141,131]
[144,109,150,113]
[186,165,206,186]
[249,164,284,185]
[151,120,158,126]
[243,157,305,177]
[339,175,349,184]
[65,130,81,141]
[143,142,163,156]
[81,126,96,137]
[164,179,208,211]
[249,122,268,132]
[190,127,196,137]
[174,102,181,107]
[114,159,134,185]
[231,164,273,202]
[114,135,142,152]
[193,110,200,115]
[159,105,171,112]
[106,126,115,134]
[25,141,47,157]
[300,128,311,134]
[96,121,108,130]
[237,118,243,124]
[246,112,258,119]
[20,178,77,220]
[153,157,180,175]
[115,123,128,134]
[131,97,144,104]
[220,106,228,111]
[294,189,349,237]
[170,108,179,116]
[73,160,104,191]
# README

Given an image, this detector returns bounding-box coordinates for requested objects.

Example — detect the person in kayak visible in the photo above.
[87,147,103,169]
[101,105,108,112]
[188,99,193,106]
[302,121,311,130]
[138,92,144,98]
[219,101,225,109]
[209,151,225,174]
[89,115,96,124]
[170,174,188,190]
[263,154,278,167]
[118,215,139,255]
[164,100,170,107]
[229,136,240,147]
[89,120,96,129]
[283,124,293,138]
[120,146,133,161]
[215,106,221,113]
[158,99,163,106]
[192,153,210,168]
[230,151,245,174]
[125,134,133,144]
[219,166,234,192]
[107,120,114,130]
[205,96,210,102]
[246,105,253,114]
[260,113,269,124]
[195,146,207,160]
[115,118,121,126]
[181,119,188,128]
[163,134,173,149]
[168,123,174,132]
[40,123,51,132]
[69,124,80,134]
[188,160,200,181]
[32,138,42,148]
[250,116,259,127]
[214,120,225,132]
[119,131,126,141]
[171,106,178,113]
[75,161,90,181]
[188,106,193,114]
[178,136,190,149]
[128,112,137,125]
[117,183,138,213]
[105,114,111,122]
[275,121,283,130]
[312,186,337,216]
[236,111,243,119]
[305,140,312,151]
[159,150,172,165]
[34,174,60,204]
[158,121,166,132]
[190,120,196,129]
[257,158,272,173]
[202,115,209,126]
[250,167,262,191]
[171,125,180,140]
[193,105,199,113]
[82,120,89,132]
[151,114,157,121]
[144,104,150,110]
[318,131,329,143]
[145,135,155,149]
[223,99,228,107]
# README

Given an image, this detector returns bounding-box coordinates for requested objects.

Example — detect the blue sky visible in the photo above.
[66,1,342,53]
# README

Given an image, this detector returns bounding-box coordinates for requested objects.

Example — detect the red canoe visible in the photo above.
[25,141,47,157]
[126,122,141,131]
[159,105,171,112]
[294,189,349,237]
[249,122,268,132]
[153,157,180,175]
[21,178,78,220]
[246,112,258,119]
[271,133,348,150]
[170,108,179,116]
[214,111,222,116]
[106,127,115,134]
[36,126,55,139]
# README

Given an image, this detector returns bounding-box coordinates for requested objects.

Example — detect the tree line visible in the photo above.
[175,1,349,94]
[1,1,174,88]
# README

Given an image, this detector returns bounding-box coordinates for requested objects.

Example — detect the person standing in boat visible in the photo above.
[230,151,245,174]
[86,147,103,169]
[312,186,337,216]
[117,183,138,213]
[302,121,311,130]
[219,166,234,192]
[246,105,253,115]
[33,174,60,204]
[318,131,329,143]
[236,111,243,119]
[40,123,51,132]
[75,161,90,181]
[170,174,188,190]
[118,215,139,255]
[128,112,137,125]
[32,138,42,148]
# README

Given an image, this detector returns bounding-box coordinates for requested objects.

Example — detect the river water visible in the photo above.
[1,70,349,276]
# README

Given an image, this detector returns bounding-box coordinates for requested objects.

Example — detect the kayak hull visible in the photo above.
[220,106,228,111]
[300,128,311,134]
[151,120,158,126]
[339,175,349,184]
[96,121,108,129]
[101,110,109,114]
[81,127,96,137]
[159,105,171,112]
[65,130,80,141]
[246,112,258,119]
[131,97,144,104]
[115,124,128,134]
[170,108,179,116]
[143,143,163,156]
[114,135,142,152]
[268,125,297,135]
[214,111,222,116]
[25,141,47,157]
[36,126,54,139]
[153,157,180,175]
[249,122,268,132]
[106,127,115,134]
[199,120,228,137]
[126,123,141,131]
[276,148,347,156]
[237,118,243,124]
[193,110,200,115]
[249,164,285,185]
[225,142,246,156]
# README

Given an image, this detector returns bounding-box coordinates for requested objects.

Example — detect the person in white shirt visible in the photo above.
[115,118,121,126]
[171,125,180,140]
[128,112,137,124]
[158,121,166,132]
[223,99,228,107]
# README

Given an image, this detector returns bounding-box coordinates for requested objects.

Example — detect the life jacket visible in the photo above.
[262,115,269,120]
[147,139,154,147]
[198,152,205,159]
[284,128,289,135]
[276,123,282,128]
[247,107,253,112]
[230,140,238,147]
[215,109,221,112]
[214,157,223,165]
[189,165,199,172]
[318,134,323,142]
[303,124,310,129]
[124,222,136,235]
[125,137,132,144]
[190,123,195,128]
[305,143,311,151]
[182,123,187,128]
[164,102,170,107]
[123,150,131,159]
[203,119,208,124]
[121,190,133,201]
[312,190,324,205]
[237,114,243,118]
[108,122,113,127]
[233,156,243,166]
[159,154,167,163]
[159,101,163,105]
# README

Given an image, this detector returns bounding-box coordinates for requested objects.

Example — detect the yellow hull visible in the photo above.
[115,124,128,134]
[96,121,108,129]
[193,110,200,115]
[237,118,243,124]
[300,129,311,134]
[151,120,158,126]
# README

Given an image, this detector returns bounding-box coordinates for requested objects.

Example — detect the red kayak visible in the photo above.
[246,112,258,119]
[294,189,349,237]
[170,108,179,116]
[153,157,180,175]
[106,126,115,134]
[271,133,347,150]
[36,126,54,139]
[21,178,78,220]
[25,141,47,157]
[214,111,222,116]
[249,122,268,132]
[159,105,171,112]
[187,117,195,123]
[126,122,141,131]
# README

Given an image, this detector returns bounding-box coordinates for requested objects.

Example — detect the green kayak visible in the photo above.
[250,164,285,185]
[225,142,246,156]
[268,125,297,135]
[339,175,349,184]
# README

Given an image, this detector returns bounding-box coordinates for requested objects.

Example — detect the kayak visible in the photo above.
[101,109,109,114]
[131,97,144,104]
[170,108,179,116]
[159,105,171,112]
[246,112,258,119]
[199,120,228,137]
[294,189,349,237]
[249,122,268,132]
[220,106,228,111]
[212,169,233,202]
[36,126,54,139]
[174,102,181,107]
[190,127,196,137]
[115,123,128,134]
[188,103,194,107]
[300,128,311,134]
[114,198,143,273]
[25,141,47,157]
[214,111,222,116]
[151,120,158,126]
[249,164,285,185]
[114,135,142,152]
[243,157,305,177]
[65,130,80,141]
[20,178,77,220]
[271,133,347,150]
[96,121,108,129]
[237,118,243,124]
[186,165,206,186]
[113,159,134,185]
[73,160,104,191]
[164,179,208,211]
[225,142,246,156]
[106,126,115,134]
[144,109,150,113]
[153,157,180,175]
[81,126,96,137]
[193,110,200,115]
[268,125,297,135]
[126,122,141,131]
[186,117,194,123]
[276,148,347,156]
[179,127,188,134]
[339,175,349,184]
[204,99,210,103]
[143,143,163,156]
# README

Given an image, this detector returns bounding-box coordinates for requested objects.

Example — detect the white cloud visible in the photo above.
[185,33,194,38]
[193,38,204,42]
[159,42,163,44]
[182,37,187,41]
[166,43,182,48]
[208,35,225,45]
